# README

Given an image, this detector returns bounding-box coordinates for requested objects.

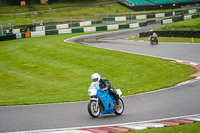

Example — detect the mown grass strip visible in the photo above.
[154,18,200,31]
[0,32,196,105]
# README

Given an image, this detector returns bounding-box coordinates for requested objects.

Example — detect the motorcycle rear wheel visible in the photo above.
[114,98,124,115]
[156,39,158,44]
[88,100,100,118]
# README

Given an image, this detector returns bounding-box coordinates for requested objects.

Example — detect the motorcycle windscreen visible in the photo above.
[88,82,99,97]
[89,82,99,89]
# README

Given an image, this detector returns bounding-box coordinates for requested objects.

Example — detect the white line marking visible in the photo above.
[120,125,147,130]
[190,62,199,66]
[140,123,166,128]
[184,118,200,121]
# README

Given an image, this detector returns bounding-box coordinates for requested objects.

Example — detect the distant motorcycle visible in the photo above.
[150,32,158,44]
[88,82,124,118]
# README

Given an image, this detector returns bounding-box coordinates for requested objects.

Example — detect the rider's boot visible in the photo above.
[116,99,120,105]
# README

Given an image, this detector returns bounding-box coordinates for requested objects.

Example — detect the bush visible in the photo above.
[6,0,22,5]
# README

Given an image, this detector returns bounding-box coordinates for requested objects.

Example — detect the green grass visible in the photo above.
[120,123,200,133]
[0,3,132,27]
[0,32,196,106]
[38,3,131,18]
[154,18,200,31]
[33,0,116,11]
[0,6,29,14]
[127,36,200,43]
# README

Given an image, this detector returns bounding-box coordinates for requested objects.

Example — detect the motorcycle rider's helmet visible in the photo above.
[91,73,101,82]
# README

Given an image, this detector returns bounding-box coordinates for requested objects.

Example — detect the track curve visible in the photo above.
[1,23,200,133]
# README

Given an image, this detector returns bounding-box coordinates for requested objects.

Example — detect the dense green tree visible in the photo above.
[7,0,21,5]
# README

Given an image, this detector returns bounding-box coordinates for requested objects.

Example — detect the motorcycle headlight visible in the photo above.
[88,91,92,95]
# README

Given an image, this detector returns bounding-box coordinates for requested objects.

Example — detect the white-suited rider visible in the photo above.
[91,73,120,105]
[149,29,158,44]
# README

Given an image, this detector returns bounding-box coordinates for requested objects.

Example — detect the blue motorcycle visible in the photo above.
[88,82,124,118]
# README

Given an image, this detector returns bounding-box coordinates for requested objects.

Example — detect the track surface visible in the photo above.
[1,23,200,133]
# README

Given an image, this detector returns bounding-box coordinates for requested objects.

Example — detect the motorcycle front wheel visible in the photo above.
[88,100,100,118]
[114,98,124,115]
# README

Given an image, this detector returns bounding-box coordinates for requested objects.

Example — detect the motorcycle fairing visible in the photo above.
[97,89,115,114]
[89,82,115,114]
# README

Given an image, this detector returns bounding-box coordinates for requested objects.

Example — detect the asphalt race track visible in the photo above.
[0,23,200,133]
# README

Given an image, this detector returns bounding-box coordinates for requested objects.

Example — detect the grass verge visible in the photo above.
[0,3,132,27]
[33,0,116,11]
[127,36,200,43]
[0,32,196,106]
[120,123,200,133]
[154,18,200,31]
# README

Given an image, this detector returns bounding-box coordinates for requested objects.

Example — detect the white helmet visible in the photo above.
[91,73,101,82]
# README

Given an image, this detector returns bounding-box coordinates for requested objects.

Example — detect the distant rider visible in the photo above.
[91,73,120,105]
[149,29,157,39]
[149,29,158,44]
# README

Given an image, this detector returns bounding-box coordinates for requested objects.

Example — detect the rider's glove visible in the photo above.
[102,87,108,91]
